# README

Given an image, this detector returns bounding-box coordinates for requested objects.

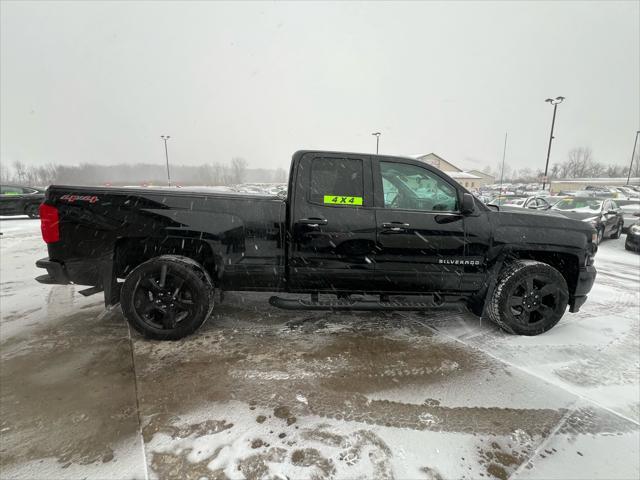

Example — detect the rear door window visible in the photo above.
[310,158,364,207]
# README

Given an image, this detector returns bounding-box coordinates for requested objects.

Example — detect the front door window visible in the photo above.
[380,162,458,212]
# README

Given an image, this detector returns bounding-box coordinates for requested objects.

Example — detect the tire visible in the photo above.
[610,220,623,239]
[25,204,40,219]
[120,255,214,340]
[596,226,604,244]
[487,260,569,336]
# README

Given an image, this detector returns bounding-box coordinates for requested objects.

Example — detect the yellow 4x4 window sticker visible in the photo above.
[323,195,363,206]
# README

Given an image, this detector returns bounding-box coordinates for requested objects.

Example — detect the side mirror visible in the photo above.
[461,193,475,214]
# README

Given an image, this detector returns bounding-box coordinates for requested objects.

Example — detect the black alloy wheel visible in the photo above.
[505,275,566,329]
[488,260,569,335]
[121,256,213,340]
[133,264,195,330]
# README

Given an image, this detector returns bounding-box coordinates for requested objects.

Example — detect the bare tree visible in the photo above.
[231,157,248,184]
[12,160,28,183]
[565,147,606,178]
[0,162,12,183]
[36,164,59,186]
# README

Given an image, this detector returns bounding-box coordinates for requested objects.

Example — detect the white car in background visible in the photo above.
[616,199,640,232]
[502,196,555,210]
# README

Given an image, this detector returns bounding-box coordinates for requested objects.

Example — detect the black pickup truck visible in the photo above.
[36,151,597,339]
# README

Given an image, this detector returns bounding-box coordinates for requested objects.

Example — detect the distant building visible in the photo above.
[467,169,496,186]
[409,153,461,172]
[447,171,484,189]
[408,153,492,189]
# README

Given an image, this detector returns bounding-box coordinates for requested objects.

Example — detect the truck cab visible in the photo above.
[287,151,481,294]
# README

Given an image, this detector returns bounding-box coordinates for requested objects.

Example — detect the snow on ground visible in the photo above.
[1,216,638,480]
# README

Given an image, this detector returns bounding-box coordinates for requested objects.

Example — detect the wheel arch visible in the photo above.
[470,247,581,318]
[113,236,223,287]
[508,249,579,295]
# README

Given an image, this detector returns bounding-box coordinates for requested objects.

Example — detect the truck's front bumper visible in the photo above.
[569,265,597,313]
[35,258,71,285]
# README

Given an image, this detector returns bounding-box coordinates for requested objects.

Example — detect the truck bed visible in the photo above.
[40,184,286,296]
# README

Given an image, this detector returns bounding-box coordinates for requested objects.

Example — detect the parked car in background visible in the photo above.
[575,188,616,199]
[474,193,493,204]
[613,186,639,198]
[585,185,616,194]
[0,185,45,218]
[502,197,527,207]
[625,213,640,252]
[495,196,555,210]
[615,199,640,232]
[526,190,551,197]
[551,197,624,244]
[523,196,554,210]
[487,195,525,207]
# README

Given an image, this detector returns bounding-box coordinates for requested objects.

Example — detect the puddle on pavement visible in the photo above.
[0,305,140,471]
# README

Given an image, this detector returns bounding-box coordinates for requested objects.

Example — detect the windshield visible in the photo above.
[552,198,603,212]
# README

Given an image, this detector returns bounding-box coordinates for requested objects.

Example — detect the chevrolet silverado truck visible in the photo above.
[35,151,597,339]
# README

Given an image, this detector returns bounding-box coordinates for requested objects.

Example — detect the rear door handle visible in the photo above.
[298,217,328,227]
[381,222,410,231]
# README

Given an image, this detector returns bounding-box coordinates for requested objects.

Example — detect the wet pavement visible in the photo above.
[1,218,639,479]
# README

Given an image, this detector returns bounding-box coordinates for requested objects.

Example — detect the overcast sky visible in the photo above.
[1,1,638,173]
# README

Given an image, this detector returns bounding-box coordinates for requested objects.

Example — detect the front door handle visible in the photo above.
[298,217,328,227]
[381,222,410,231]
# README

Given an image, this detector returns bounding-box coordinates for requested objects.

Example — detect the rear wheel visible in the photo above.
[120,255,214,340]
[25,204,40,219]
[487,260,569,336]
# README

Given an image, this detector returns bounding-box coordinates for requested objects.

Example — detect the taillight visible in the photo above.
[40,204,60,243]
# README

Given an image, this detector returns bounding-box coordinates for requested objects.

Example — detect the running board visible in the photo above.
[269,296,464,311]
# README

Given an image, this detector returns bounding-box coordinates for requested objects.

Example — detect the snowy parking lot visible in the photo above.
[1,217,639,480]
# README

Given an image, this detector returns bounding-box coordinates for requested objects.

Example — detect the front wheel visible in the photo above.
[487,260,569,336]
[120,255,214,340]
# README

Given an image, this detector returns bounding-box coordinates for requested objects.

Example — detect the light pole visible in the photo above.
[371,132,381,155]
[627,130,640,185]
[542,96,565,190]
[499,132,508,194]
[160,135,171,186]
